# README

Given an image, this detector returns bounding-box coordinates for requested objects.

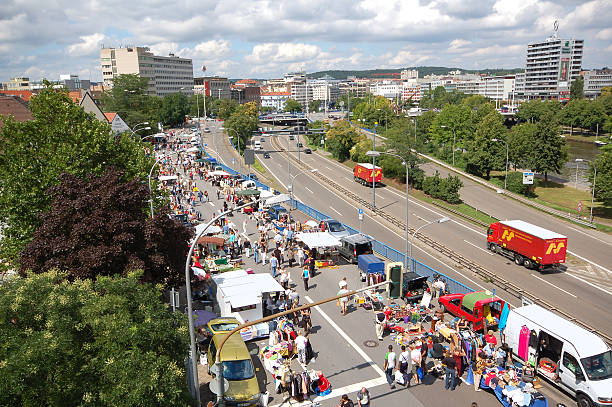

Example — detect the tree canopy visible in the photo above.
[160,92,190,127]
[284,99,302,113]
[0,85,152,268]
[19,168,191,287]
[531,112,568,181]
[225,102,260,154]
[591,144,612,206]
[325,120,364,161]
[0,270,191,406]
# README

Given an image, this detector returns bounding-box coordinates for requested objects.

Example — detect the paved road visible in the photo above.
[186,168,575,407]
[202,123,612,341]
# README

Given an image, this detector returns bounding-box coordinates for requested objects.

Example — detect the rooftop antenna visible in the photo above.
[553,20,559,38]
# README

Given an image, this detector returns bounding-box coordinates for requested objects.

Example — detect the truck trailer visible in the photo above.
[487,220,567,270]
[353,163,382,186]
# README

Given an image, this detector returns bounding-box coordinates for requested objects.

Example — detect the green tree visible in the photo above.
[100,74,161,131]
[325,120,363,161]
[19,168,191,287]
[505,171,537,197]
[225,102,259,154]
[0,270,191,406]
[284,99,302,113]
[591,144,612,206]
[508,122,537,170]
[430,104,474,162]
[0,85,151,268]
[570,77,584,100]
[309,100,321,112]
[160,92,190,127]
[516,100,562,123]
[465,111,507,178]
[531,112,568,181]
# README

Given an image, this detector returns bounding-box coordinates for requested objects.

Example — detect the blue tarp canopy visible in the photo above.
[358,254,385,274]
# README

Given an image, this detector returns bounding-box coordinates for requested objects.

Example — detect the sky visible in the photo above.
[1,0,611,82]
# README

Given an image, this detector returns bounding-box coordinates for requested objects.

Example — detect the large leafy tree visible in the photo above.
[0,270,191,406]
[19,168,191,287]
[100,74,161,130]
[429,104,474,161]
[225,102,259,154]
[284,99,302,113]
[531,112,568,181]
[591,144,612,206]
[0,85,151,267]
[160,92,190,127]
[516,100,561,123]
[508,122,537,170]
[325,120,364,161]
[465,111,507,178]
[570,77,584,100]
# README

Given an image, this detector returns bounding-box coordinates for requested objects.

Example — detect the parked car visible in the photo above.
[246,173,259,181]
[297,142,303,148]
[289,135,295,140]
[339,234,373,264]
[319,218,351,239]
[402,272,429,304]
[203,127,210,133]
[266,205,289,221]
[263,152,270,159]
[260,137,265,142]
[304,148,312,154]
[439,291,506,332]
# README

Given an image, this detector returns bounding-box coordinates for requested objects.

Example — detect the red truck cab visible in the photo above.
[439,291,506,332]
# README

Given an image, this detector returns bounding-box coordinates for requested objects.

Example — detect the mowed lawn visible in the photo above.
[532,180,612,221]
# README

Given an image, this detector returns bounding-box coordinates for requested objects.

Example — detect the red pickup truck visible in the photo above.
[439,291,507,332]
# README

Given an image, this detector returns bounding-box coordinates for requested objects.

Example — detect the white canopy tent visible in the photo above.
[264,193,290,206]
[295,232,341,248]
[208,170,231,177]
[185,146,200,153]
[194,223,222,236]
[158,175,178,182]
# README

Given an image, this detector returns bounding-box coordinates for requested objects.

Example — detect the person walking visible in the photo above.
[442,350,457,391]
[269,254,278,278]
[295,331,308,365]
[297,247,305,267]
[338,286,349,316]
[337,394,354,407]
[383,345,396,389]
[356,387,370,407]
[302,265,310,291]
[473,351,489,392]
[410,344,422,385]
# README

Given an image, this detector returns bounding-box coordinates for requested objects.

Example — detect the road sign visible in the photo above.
[232,158,235,165]
[578,201,583,212]
[358,208,364,221]
[523,172,534,185]
[244,149,255,165]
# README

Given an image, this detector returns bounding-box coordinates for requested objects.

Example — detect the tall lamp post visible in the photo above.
[576,158,597,223]
[288,169,318,209]
[440,125,457,167]
[130,122,151,137]
[492,138,509,190]
[367,150,410,268]
[147,159,161,218]
[409,217,450,274]
[372,122,378,210]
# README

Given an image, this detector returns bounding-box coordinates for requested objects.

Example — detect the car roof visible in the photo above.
[402,272,427,282]
[340,234,372,244]
[208,317,239,326]
[211,332,251,360]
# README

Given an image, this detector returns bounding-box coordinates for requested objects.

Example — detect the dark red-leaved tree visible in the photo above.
[20,168,192,287]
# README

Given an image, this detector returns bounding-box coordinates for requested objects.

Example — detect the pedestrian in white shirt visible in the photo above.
[339,277,348,289]
[295,331,308,365]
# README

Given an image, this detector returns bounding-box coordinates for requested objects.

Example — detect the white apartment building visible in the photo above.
[100,46,193,97]
[401,81,423,102]
[339,79,370,97]
[290,82,313,110]
[401,70,418,80]
[583,69,612,98]
[524,35,583,100]
[370,80,400,99]
[309,79,340,104]
[2,77,30,91]
[260,91,291,111]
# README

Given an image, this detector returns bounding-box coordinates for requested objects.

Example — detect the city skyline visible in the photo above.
[1,0,611,82]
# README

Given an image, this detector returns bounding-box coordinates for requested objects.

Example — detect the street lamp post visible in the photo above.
[147,160,161,218]
[576,158,597,223]
[367,150,409,268]
[492,138,509,190]
[372,122,378,210]
[130,122,151,137]
[409,217,450,274]
[440,125,457,167]
[288,169,318,209]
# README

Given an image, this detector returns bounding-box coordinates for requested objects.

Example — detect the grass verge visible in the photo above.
[252,158,266,174]
[410,189,497,227]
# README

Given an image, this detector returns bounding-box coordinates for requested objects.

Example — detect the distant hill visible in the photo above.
[307,66,524,79]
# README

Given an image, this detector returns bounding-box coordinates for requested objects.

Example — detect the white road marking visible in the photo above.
[566,251,612,276]
[305,296,386,378]
[464,240,493,256]
[565,224,612,247]
[208,202,215,207]
[304,186,314,194]
[565,273,612,296]
[532,275,577,298]
[269,377,389,407]
[330,206,342,216]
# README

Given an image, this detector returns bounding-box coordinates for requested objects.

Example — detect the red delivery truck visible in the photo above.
[353,163,382,186]
[487,220,567,270]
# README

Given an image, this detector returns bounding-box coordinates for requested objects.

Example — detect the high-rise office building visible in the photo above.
[100,46,193,97]
[524,32,583,101]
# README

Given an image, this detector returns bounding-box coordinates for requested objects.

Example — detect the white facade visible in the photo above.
[524,36,583,100]
[370,80,400,98]
[100,46,193,97]
[290,83,313,110]
[583,69,612,98]
[260,92,291,111]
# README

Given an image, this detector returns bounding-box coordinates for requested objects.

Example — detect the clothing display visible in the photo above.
[518,325,530,361]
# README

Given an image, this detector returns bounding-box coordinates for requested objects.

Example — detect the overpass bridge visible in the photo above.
[259,114,310,126]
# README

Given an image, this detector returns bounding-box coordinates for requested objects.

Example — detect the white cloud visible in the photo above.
[448,39,471,53]
[66,33,104,56]
[246,43,322,64]
[595,28,612,40]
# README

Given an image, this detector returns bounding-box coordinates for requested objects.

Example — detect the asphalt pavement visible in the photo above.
[194,125,577,407]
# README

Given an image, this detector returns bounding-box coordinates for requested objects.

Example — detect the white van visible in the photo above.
[503,305,612,407]
[253,140,261,150]
[241,180,257,190]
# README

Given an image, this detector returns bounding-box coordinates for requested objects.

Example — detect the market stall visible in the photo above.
[295,232,341,267]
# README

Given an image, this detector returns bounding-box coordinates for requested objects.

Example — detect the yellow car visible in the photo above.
[206,317,240,336]
[207,330,261,406]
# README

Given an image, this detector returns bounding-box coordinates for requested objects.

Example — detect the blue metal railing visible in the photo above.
[204,136,474,296]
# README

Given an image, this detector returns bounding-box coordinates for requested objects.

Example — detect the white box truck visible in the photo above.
[503,304,612,407]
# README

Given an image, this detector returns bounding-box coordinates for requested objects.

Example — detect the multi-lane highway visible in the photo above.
[204,121,612,340]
